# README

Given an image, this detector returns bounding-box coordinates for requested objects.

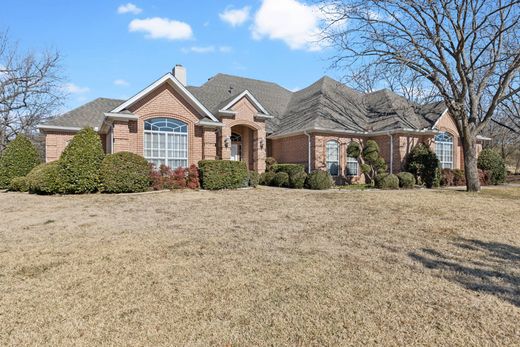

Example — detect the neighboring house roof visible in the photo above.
[40,72,447,136]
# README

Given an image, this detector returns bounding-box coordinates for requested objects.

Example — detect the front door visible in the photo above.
[231,143,241,161]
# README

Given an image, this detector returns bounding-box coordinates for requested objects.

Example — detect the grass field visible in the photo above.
[1,186,519,346]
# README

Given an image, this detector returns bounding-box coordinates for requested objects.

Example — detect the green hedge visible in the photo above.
[272,163,306,188]
[198,160,249,190]
[249,171,260,187]
[305,170,333,190]
[405,143,440,188]
[375,173,399,189]
[9,176,29,192]
[260,171,276,186]
[0,135,40,189]
[59,128,105,193]
[478,148,506,185]
[272,172,289,187]
[99,152,151,193]
[26,162,64,195]
[397,172,415,189]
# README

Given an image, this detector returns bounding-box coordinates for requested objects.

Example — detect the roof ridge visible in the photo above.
[211,73,292,92]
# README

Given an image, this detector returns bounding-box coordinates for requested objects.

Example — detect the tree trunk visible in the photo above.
[462,135,481,192]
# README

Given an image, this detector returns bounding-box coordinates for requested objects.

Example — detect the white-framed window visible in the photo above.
[144,118,188,169]
[435,132,453,169]
[346,156,358,176]
[326,140,339,176]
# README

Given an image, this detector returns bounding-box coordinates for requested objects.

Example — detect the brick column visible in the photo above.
[220,126,231,160]
[253,129,266,173]
[112,121,130,153]
[202,128,217,160]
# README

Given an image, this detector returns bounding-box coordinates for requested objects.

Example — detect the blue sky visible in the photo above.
[1,0,341,110]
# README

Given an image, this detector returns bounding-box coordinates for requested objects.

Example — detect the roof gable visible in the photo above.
[112,73,219,122]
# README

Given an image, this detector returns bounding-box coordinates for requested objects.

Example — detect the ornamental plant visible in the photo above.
[477,148,506,185]
[348,140,386,185]
[58,127,105,193]
[405,143,440,188]
[0,134,41,189]
[99,152,151,193]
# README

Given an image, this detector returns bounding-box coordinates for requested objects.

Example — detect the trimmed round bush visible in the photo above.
[198,160,248,190]
[26,162,64,195]
[375,173,399,189]
[291,171,307,189]
[9,176,29,192]
[59,128,105,193]
[397,172,415,189]
[99,152,151,193]
[305,170,333,190]
[0,134,40,189]
[272,172,289,187]
[478,148,506,185]
[249,171,260,187]
[272,163,306,188]
[260,171,276,186]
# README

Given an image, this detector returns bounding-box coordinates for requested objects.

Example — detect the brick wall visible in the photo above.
[45,131,106,162]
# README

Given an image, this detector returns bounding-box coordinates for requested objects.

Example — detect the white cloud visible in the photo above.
[181,45,232,54]
[63,83,90,94]
[117,3,143,15]
[113,79,130,86]
[129,17,193,41]
[219,6,251,27]
[252,0,326,51]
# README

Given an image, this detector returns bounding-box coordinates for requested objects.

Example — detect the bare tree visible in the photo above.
[0,31,63,154]
[320,0,520,191]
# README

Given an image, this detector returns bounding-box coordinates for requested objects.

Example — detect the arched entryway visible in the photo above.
[229,125,256,170]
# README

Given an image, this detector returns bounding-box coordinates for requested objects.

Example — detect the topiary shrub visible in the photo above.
[249,171,260,187]
[440,168,454,187]
[9,176,29,192]
[265,157,277,172]
[397,172,415,189]
[260,171,275,186]
[58,127,105,193]
[359,140,387,185]
[0,134,41,189]
[272,163,306,188]
[26,162,64,195]
[453,169,466,186]
[478,148,506,185]
[198,160,248,190]
[272,172,289,187]
[405,143,440,188]
[305,170,333,190]
[374,173,399,189]
[99,152,150,193]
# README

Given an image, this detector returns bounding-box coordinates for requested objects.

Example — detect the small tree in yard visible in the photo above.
[348,140,387,185]
[321,0,520,192]
[0,134,40,188]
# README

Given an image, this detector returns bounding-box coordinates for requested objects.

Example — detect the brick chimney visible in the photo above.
[172,64,187,86]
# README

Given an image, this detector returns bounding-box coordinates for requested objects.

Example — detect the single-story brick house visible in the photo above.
[38,65,490,181]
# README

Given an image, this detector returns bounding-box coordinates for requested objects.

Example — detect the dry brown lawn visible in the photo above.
[1,186,519,346]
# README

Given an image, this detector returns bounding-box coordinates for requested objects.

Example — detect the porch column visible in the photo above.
[202,128,217,160]
[253,129,266,172]
[220,126,231,160]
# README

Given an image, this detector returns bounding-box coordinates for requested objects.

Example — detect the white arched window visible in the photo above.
[435,132,453,169]
[326,140,339,176]
[144,118,188,168]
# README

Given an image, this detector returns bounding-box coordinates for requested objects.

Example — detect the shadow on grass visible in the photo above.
[409,238,520,307]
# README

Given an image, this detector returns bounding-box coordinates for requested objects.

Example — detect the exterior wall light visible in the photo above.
[224,136,231,148]
[259,138,265,150]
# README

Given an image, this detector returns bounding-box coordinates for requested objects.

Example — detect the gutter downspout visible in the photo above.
[304,130,311,173]
[387,133,393,174]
